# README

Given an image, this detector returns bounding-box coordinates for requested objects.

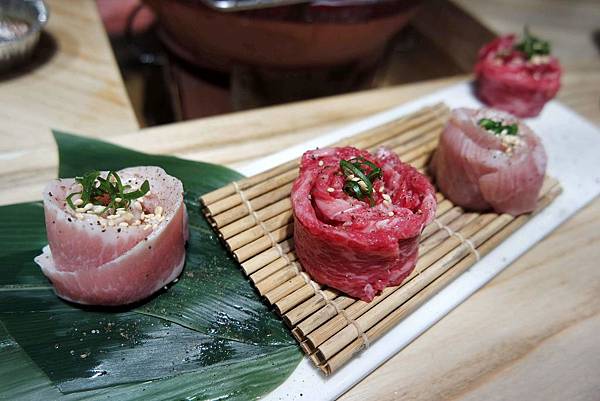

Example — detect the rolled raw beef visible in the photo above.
[430,108,547,216]
[475,31,561,118]
[35,166,188,306]
[291,146,436,302]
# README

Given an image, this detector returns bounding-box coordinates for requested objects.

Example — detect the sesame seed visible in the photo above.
[351,177,360,182]
[358,181,368,191]
[107,214,119,220]
[382,193,392,202]
[119,222,129,227]
[155,206,163,217]
[115,197,122,203]
[143,224,152,230]
[75,213,84,220]
[379,187,385,193]
[318,160,324,167]
[108,221,115,226]
[75,207,86,213]
[145,213,155,219]
[388,211,395,217]
[347,174,355,180]
[73,199,84,206]
[327,187,335,193]
[133,201,142,211]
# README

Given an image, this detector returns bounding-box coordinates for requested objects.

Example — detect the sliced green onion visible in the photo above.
[339,157,381,207]
[514,26,551,60]
[478,118,519,136]
[66,170,150,214]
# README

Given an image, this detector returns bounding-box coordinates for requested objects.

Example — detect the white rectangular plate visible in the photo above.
[236,81,600,401]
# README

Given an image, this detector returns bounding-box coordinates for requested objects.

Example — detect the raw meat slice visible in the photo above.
[34,166,187,305]
[291,147,436,302]
[430,108,547,216]
[475,34,561,118]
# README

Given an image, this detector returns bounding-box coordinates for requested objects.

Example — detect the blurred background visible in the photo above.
[96,0,600,127]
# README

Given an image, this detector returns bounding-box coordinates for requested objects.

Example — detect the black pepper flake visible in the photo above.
[67,218,72,222]
[101,229,106,233]
[148,246,152,250]
[48,192,53,196]
[117,228,121,233]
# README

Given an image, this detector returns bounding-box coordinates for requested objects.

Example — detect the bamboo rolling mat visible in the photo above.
[200,104,561,374]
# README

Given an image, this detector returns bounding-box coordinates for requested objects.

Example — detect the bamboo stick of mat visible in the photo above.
[319,183,562,374]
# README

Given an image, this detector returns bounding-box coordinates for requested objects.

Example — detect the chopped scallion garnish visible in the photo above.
[66,170,150,214]
[339,157,382,207]
[514,26,550,60]
[478,118,519,136]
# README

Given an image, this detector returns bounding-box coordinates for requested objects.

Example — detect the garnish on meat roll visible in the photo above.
[34,167,188,306]
[430,108,547,216]
[475,27,561,117]
[291,147,436,302]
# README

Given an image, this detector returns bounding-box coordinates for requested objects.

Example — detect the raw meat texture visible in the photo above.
[430,108,547,216]
[291,147,436,302]
[34,167,188,306]
[475,35,561,118]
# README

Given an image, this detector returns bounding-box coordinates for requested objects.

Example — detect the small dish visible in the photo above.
[0,0,48,73]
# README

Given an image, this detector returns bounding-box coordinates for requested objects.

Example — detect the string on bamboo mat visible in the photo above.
[433,218,481,261]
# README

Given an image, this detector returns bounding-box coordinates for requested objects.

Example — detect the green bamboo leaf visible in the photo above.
[0,319,301,401]
[0,131,302,400]
[0,202,51,287]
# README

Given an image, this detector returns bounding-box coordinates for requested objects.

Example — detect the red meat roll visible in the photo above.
[475,33,561,118]
[291,146,436,302]
[430,108,547,216]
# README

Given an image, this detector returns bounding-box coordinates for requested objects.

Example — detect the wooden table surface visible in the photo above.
[1,1,599,400]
